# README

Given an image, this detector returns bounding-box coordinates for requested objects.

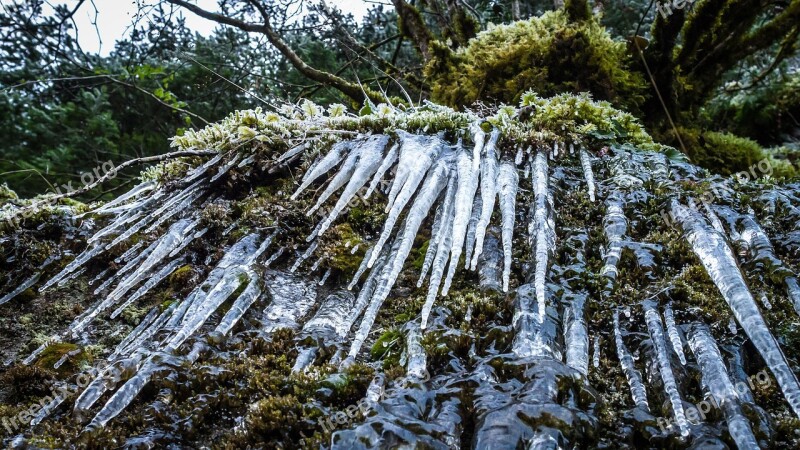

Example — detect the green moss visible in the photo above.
[0,182,18,204]
[370,329,403,367]
[322,223,364,275]
[169,264,194,288]
[35,343,91,375]
[666,128,798,177]
[427,11,646,111]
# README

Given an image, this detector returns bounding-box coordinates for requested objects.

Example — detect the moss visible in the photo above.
[169,264,194,288]
[35,343,91,375]
[370,329,403,368]
[0,182,19,204]
[321,223,364,275]
[427,11,646,111]
[667,128,797,178]
[0,364,56,402]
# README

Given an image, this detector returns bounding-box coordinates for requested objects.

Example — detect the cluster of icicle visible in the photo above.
[0,122,602,432]
[286,127,597,365]
[5,112,800,448]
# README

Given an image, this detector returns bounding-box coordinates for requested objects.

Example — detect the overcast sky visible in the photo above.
[62,0,373,55]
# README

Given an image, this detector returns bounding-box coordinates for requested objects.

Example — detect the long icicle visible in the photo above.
[643,300,690,437]
[469,129,500,270]
[672,200,800,418]
[497,161,518,293]
[687,323,760,449]
[530,149,553,319]
[613,310,650,411]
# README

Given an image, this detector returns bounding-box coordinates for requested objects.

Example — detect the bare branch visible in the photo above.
[391,0,435,61]
[6,150,218,222]
[165,0,384,104]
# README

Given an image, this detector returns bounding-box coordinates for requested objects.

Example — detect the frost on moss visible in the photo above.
[426,11,646,111]
[169,93,663,157]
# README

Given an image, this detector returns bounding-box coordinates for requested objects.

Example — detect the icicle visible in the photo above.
[349,159,450,357]
[265,247,284,267]
[310,256,324,273]
[114,242,144,264]
[40,243,106,292]
[643,301,690,437]
[418,202,446,287]
[592,336,600,368]
[72,219,199,333]
[215,279,263,335]
[275,143,306,164]
[613,311,650,411]
[463,194,482,268]
[290,241,318,273]
[0,272,41,305]
[209,153,241,182]
[365,142,398,198]
[368,133,445,268]
[786,277,800,316]
[166,234,269,349]
[310,135,389,237]
[529,150,553,319]
[348,247,373,290]
[687,323,760,449]
[109,258,184,319]
[601,193,626,280]
[441,140,482,296]
[579,148,596,202]
[515,146,523,165]
[89,356,160,429]
[664,303,687,365]
[405,325,427,379]
[91,180,157,215]
[672,200,800,418]
[318,268,331,285]
[469,129,500,270]
[307,136,385,217]
[57,267,85,287]
[421,176,457,328]
[292,347,317,373]
[564,293,588,375]
[23,337,55,365]
[291,140,349,200]
[702,201,726,235]
[496,162,518,292]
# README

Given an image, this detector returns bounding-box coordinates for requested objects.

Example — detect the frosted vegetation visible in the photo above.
[1,92,799,448]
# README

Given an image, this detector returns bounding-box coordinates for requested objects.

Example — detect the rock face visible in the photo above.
[1,94,799,448]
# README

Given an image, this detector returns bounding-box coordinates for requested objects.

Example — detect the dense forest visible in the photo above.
[1,0,800,448]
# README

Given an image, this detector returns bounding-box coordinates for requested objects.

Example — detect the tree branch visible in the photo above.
[165,0,383,104]
[391,0,435,61]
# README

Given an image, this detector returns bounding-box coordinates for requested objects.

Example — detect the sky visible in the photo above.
[62,0,373,55]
